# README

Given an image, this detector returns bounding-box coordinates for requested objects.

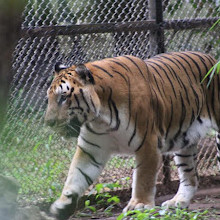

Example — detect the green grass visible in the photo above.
[117,207,209,220]
[0,118,76,203]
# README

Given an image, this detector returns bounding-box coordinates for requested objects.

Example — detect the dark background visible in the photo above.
[0,0,26,130]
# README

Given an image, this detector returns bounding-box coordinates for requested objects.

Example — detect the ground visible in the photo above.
[70,175,220,220]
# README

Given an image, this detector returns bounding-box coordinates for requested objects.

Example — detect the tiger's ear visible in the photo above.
[75,64,95,84]
[54,62,68,76]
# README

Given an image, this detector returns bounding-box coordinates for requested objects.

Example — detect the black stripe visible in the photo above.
[69,106,84,113]
[155,57,192,105]
[112,69,128,83]
[174,92,186,140]
[74,94,80,107]
[83,113,88,122]
[107,87,120,131]
[171,56,193,84]
[80,136,101,148]
[206,97,212,120]
[92,64,113,77]
[168,140,174,151]
[99,85,105,93]
[80,89,90,113]
[191,88,201,116]
[158,138,162,149]
[187,52,210,73]
[159,54,181,70]
[109,59,131,73]
[109,66,131,130]
[126,77,132,130]
[167,62,190,105]
[197,116,203,124]
[78,146,102,168]
[175,153,192,157]
[151,87,164,135]
[165,96,173,139]
[183,167,194,172]
[217,142,220,150]
[180,179,187,184]
[76,167,93,186]
[135,121,148,152]
[176,163,188,168]
[109,96,120,131]
[147,62,177,99]
[114,57,133,73]
[174,54,197,82]
[204,54,216,64]
[153,58,183,88]
[182,52,203,82]
[211,82,216,119]
[152,74,164,97]
[108,88,113,125]
[128,113,138,146]
[90,95,97,113]
[85,123,107,135]
[190,109,195,126]
[123,55,147,81]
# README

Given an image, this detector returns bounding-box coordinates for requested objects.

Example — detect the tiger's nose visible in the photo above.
[45,119,56,127]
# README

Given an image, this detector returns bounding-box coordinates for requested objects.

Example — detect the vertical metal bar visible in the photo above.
[155,0,165,53]
[149,0,168,184]
[148,0,157,56]
[148,0,165,56]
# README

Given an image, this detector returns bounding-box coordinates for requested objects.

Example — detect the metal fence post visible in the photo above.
[149,0,170,185]
[148,0,165,55]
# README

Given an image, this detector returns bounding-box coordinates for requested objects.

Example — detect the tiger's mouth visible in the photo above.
[46,117,82,139]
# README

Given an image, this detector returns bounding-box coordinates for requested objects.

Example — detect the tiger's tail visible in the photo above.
[215,132,220,170]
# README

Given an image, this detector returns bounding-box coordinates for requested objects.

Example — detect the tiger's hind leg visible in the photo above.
[162,145,198,208]
[215,131,220,170]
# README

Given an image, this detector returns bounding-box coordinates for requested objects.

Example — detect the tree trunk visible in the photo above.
[0,2,25,131]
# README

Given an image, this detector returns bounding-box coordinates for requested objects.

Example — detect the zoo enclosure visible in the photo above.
[0,0,220,204]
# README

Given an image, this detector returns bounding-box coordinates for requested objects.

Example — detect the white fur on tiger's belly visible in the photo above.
[163,118,217,153]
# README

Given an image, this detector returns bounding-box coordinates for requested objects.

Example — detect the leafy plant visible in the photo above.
[117,207,209,220]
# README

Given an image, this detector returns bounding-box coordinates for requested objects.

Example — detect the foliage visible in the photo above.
[78,182,121,217]
[117,207,209,220]
[0,122,75,203]
[201,61,220,87]
[201,18,220,87]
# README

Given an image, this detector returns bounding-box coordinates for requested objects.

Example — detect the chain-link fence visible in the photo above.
[0,0,219,205]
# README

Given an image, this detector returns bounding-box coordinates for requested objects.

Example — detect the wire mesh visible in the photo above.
[0,0,219,205]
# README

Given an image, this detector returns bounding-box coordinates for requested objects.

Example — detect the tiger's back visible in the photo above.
[143,51,219,153]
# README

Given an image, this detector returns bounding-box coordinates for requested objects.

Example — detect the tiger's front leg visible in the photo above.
[123,137,160,212]
[50,145,110,219]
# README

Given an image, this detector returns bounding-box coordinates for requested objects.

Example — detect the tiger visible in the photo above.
[44,51,220,219]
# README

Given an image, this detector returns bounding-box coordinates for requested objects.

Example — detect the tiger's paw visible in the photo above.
[123,198,154,213]
[50,192,78,220]
[161,197,190,209]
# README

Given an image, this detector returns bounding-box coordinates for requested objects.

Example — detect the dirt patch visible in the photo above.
[70,175,220,220]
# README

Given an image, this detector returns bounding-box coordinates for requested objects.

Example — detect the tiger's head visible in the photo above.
[44,62,101,138]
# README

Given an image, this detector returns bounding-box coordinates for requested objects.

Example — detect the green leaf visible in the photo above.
[33,141,41,152]
[107,196,120,204]
[85,200,90,206]
[95,183,104,193]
